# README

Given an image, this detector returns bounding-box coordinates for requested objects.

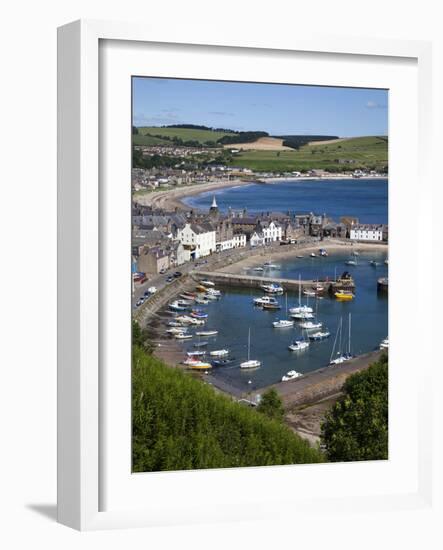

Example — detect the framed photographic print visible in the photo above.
[57,20,434,531]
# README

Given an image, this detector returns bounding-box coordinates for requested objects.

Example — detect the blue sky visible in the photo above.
[132,77,388,137]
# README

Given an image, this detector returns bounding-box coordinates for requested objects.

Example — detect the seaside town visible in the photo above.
[131,78,389,471]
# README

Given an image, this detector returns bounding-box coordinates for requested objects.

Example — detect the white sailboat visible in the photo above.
[273,294,295,328]
[240,328,261,369]
[329,314,353,365]
[289,274,314,315]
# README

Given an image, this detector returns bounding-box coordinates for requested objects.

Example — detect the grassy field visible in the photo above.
[227,136,388,172]
[133,134,173,146]
[137,126,235,144]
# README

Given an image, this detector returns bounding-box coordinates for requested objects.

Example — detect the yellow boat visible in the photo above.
[334,290,354,300]
[195,285,208,292]
[187,362,212,370]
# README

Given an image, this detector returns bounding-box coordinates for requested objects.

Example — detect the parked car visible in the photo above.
[173,271,182,278]
[166,276,174,283]
[160,268,166,274]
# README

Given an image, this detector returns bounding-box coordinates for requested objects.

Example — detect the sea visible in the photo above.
[179,179,388,392]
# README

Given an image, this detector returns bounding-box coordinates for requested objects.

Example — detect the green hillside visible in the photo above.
[137,126,236,144]
[133,134,172,146]
[228,136,388,172]
[132,346,323,472]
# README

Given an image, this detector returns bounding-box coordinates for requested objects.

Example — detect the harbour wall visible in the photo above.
[253,350,384,409]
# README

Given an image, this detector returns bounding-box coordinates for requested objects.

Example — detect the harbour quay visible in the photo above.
[193,270,356,294]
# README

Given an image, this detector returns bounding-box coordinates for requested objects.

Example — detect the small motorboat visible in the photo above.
[253,296,278,306]
[166,327,188,335]
[310,252,316,257]
[299,321,322,330]
[169,301,187,311]
[263,262,280,269]
[272,319,294,328]
[319,249,328,257]
[195,297,209,305]
[308,331,330,341]
[345,259,357,266]
[195,285,209,292]
[289,305,313,314]
[261,283,284,294]
[211,358,235,367]
[240,360,261,369]
[380,337,389,350]
[253,266,264,272]
[281,370,302,382]
[175,333,193,340]
[296,255,304,258]
[204,293,219,301]
[370,260,382,267]
[186,350,205,357]
[209,349,229,357]
[334,290,354,301]
[195,330,218,337]
[262,302,281,311]
[187,362,212,370]
[290,311,315,320]
[190,310,208,319]
[200,280,215,287]
[288,340,310,351]
[303,289,316,297]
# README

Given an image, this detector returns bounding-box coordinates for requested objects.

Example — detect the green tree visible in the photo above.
[321,355,388,462]
[132,320,154,353]
[256,388,285,422]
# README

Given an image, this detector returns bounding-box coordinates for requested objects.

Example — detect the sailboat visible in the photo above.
[289,274,313,315]
[329,314,353,365]
[273,294,295,328]
[240,328,261,369]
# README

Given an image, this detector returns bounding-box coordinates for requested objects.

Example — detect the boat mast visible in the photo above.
[330,319,340,362]
[247,328,251,361]
[348,313,352,355]
[298,274,301,307]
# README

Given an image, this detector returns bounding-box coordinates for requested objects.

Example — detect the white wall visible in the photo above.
[1,1,442,549]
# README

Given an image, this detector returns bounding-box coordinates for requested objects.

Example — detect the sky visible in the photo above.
[132,77,388,137]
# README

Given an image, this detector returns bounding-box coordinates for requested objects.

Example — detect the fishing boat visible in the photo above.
[240,328,261,369]
[288,340,309,351]
[299,320,322,330]
[195,297,209,305]
[253,295,278,306]
[187,362,212,370]
[329,314,353,365]
[195,330,218,337]
[183,357,203,366]
[176,299,193,307]
[334,290,354,300]
[209,349,228,358]
[281,370,302,382]
[308,331,330,341]
[272,294,294,327]
[380,337,389,350]
[260,282,284,294]
[200,279,215,287]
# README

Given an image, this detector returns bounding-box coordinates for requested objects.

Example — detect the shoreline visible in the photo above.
[135,175,388,211]
[216,239,388,275]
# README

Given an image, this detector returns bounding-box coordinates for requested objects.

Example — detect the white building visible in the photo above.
[260,221,282,243]
[350,224,384,241]
[216,233,247,252]
[177,222,216,260]
[250,231,266,247]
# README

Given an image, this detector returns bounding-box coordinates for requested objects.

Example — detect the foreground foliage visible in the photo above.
[132,347,323,472]
[321,355,388,462]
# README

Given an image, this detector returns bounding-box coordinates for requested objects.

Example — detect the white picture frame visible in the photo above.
[57,19,435,531]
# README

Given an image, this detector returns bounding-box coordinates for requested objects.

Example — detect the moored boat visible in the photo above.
[273,319,294,328]
[334,290,354,300]
[240,328,261,369]
[299,321,322,330]
[209,349,229,357]
[308,331,330,341]
[288,340,309,351]
[281,370,302,382]
[195,330,218,336]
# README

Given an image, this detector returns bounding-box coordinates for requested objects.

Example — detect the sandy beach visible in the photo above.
[217,240,388,274]
[135,179,252,211]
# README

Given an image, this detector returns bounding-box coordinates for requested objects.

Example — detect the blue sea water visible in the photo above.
[184,178,388,224]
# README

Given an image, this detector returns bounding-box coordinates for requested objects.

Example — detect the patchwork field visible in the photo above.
[136,126,235,144]
[224,137,292,151]
[227,136,388,172]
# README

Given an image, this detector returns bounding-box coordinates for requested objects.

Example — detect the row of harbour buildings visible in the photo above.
[132,196,388,276]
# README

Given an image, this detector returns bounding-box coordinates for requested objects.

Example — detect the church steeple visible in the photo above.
[211,195,218,209]
[209,195,219,219]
